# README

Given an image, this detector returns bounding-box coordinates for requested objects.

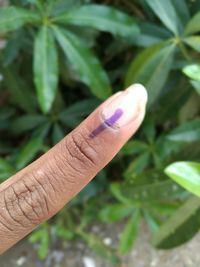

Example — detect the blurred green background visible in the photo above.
[0,0,200,264]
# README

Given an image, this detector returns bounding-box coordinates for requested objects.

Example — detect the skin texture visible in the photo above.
[0,85,147,254]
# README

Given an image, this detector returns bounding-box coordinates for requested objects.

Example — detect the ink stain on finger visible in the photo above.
[89,108,123,138]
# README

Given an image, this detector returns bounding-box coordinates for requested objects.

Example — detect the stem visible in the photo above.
[178,39,191,62]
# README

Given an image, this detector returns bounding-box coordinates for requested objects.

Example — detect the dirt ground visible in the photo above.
[1,223,200,267]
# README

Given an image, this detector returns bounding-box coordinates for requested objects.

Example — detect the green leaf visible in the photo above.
[52,123,64,144]
[59,98,100,128]
[34,26,59,113]
[123,152,151,180]
[125,42,175,107]
[143,119,156,142]
[51,0,82,17]
[56,225,74,240]
[178,93,200,122]
[113,179,184,202]
[16,138,43,169]
[151,202,180,216]
[26,0,40,5]
[167,119,200,142]
[121,140,148,156]
[0,158,15,181]
[2,29,25,66]
[11,115,47,135]
[141,22,172,40]
[133,21,170,47]
[2,67,36,113]
[100,204,134,223]
[134,34,163,48]
[152,196,200,248]
[183,36,200,53]
[143,211,159,233]
[38,230,49,260]
[110,183,133,205]
[165,161,200,197]
[190,80,200,95]
[54,222,75,240]
[119,210,140,254]
[54,4,139,39]
[171,0,190,26]
[156,75,191,122]
[145,0,182,35]
[173,142,200,164]
[0,6,40,33]
[32,122,51,140]
[185,12,200,35]
[29,223,49,260]
[183,64,200,81]
[53,26,111,99]
[0,107,14,130]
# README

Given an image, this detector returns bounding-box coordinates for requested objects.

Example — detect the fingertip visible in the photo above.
[126,83,148,106]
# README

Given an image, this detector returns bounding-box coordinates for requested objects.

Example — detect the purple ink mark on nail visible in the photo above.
[104,108,123,127]
[89,108,123,139]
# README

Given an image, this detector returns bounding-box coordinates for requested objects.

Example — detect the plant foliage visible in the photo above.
[0,0,199,262]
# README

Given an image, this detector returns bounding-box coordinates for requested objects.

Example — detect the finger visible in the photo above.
[0,84,148,253]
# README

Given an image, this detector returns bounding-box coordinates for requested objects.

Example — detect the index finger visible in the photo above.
[0,84,147,253]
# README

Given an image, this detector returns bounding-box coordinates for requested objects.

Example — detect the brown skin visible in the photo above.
[0,92,146,254]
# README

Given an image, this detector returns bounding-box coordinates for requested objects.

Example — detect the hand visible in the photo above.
[0,84,147,254]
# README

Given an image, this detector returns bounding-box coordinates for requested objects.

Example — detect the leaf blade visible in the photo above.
[125,42,175,106]
[2,66,36,113]
[152,196,200,248]
[167,119,200,142]
[59,98,100,128]
[119,210,140,254]
[183,64,200,81]
[33,26,59,113]
[145,0,182,35]
[171,0,190,26]
[54,4,139,39]
[165,161,200,197]
[121,140,148,156]
[185,12,200,35]
[100,204,133,223]
[52,26,111,99]
[0,158,15,181]
[123,152,151,180]
[183,36,200,53]
[16,138,44,169]
[11,115,48,135]
[0,6,40,33]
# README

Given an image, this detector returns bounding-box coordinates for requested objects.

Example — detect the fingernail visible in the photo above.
[101,84,148,129]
